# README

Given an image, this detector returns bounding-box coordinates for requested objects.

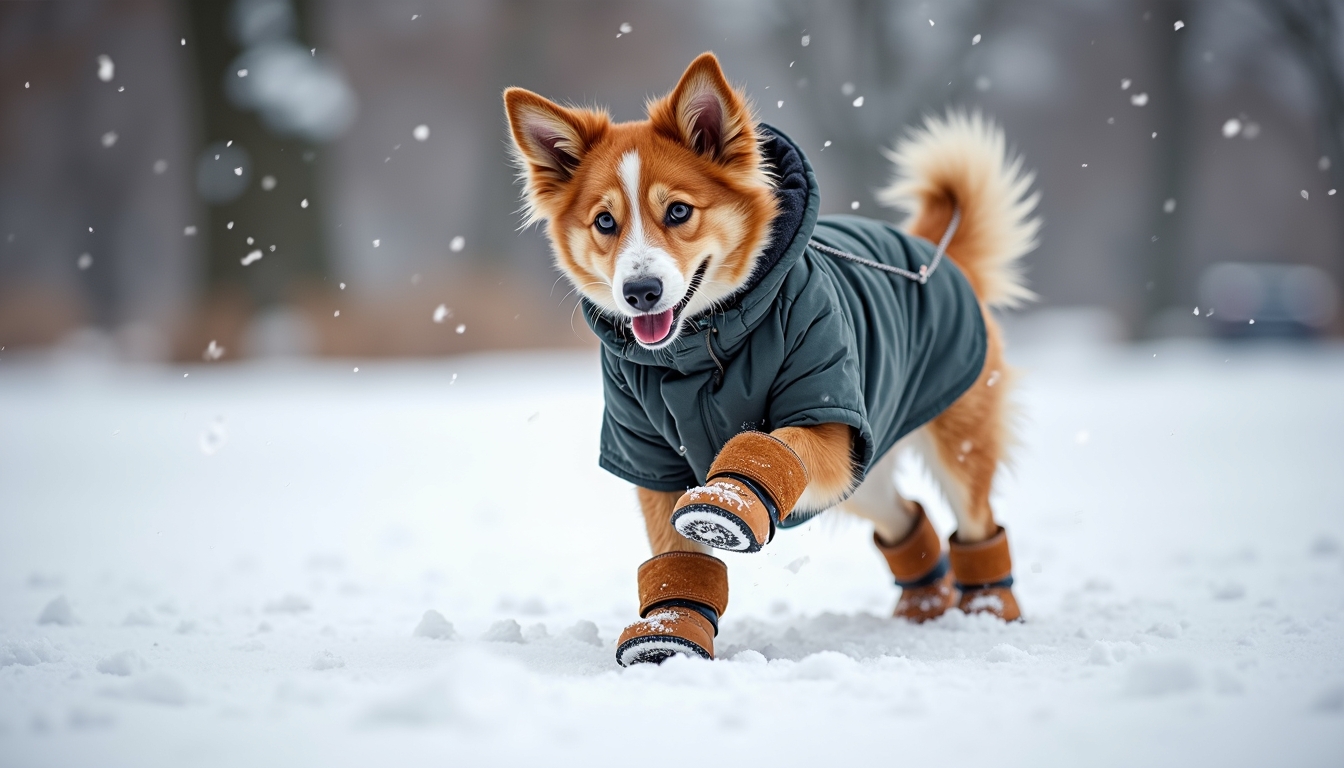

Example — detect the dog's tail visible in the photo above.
[878,110,1039,308]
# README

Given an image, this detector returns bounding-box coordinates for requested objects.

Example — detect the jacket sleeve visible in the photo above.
[597,350,699,492]
[765,293,876,472]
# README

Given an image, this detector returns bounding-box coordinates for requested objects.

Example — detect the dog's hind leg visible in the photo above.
[913,313,1022,621]
[842,446,956,622]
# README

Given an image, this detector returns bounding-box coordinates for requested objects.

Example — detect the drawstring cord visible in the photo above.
[809,207,962,284]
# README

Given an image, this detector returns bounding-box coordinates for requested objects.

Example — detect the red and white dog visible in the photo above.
[504,53,1038,666]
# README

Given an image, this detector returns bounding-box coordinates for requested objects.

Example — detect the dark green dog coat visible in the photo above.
[584,125,987,523]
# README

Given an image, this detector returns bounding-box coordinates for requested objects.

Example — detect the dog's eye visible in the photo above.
[594,212,618,234]
[665,202,692,226]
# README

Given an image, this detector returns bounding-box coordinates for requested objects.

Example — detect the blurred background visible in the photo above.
[0,0,1341,361]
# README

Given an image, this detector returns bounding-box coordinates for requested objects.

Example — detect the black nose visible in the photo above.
[623,277,663,311]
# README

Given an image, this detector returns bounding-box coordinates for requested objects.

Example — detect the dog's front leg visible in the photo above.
[671,423,855,553]
[615,488,727,666]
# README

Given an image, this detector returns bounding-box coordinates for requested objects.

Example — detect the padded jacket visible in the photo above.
[584,125,986,523]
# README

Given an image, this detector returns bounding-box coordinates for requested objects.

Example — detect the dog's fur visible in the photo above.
[505,53,1038,562]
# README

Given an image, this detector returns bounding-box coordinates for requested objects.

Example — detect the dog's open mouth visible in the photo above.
[630,262,708,346]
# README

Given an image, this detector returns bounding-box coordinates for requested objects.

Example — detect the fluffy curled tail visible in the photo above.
[878,110,1040,308]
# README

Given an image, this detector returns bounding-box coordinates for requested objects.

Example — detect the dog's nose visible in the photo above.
[623,278,663,312]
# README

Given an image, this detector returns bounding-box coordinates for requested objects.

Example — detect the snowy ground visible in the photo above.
[1,337,1342,767]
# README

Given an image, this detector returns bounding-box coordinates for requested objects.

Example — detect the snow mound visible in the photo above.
[311,651,345,670]
[0,638,61,667]
[563,620,601,647]
[986,643,1031,663]
[481,619,523,643]
[96,650,144,676]
[413,610,456,640]
[37,595,76,625]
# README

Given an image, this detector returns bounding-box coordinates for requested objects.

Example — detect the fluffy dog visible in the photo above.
[504,53,1039,666]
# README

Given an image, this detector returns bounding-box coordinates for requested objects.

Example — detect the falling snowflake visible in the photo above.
[1174,20,1185,30]
[850,201,860,210]
[619,22,632,34]
[1163,199,1176,213]
[1222,119,1242,138]
[455,324,466,335]
[261,175,276,191]
[97,55,114,82]
[1121,78,1132,90]
[153,159,168,174]
[241,250,262,266]
[972,34,982,45]
[199,418,227,455]
[1318,156,1331,171]
[101,131,118,148]
[77,253,93,270]
[1300,190,1309,200]
[450,236,465,252]
[372,239,380,248]
[233,167,243,176]
[184,225,197,236]
[1130,92,1149,107]
[841,82,855,96]
[433,304,451,323]
[203,340,225,361]
[852,96,864,107]
[300,199,309,208]
[777,100,784,108]
[413,124,430,141]
[800,35,810,47]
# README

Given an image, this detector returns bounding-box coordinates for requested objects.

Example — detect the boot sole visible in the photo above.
[671,505,762,553]
[615,634,712,667]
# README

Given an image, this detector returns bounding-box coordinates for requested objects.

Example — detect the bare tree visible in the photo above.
[1257,0,1344,289]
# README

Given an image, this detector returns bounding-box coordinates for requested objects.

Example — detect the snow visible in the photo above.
[0,342,1342,766]
[412,611,455,640]
[36,597,76,627]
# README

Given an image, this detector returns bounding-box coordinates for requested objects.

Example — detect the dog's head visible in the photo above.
[504,53,777,349]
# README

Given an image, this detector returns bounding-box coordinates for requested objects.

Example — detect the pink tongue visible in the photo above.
[631,309,675,344]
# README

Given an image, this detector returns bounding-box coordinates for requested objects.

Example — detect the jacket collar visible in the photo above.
[583,124,821,374]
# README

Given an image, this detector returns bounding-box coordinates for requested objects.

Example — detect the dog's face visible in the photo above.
[504,53,778,349]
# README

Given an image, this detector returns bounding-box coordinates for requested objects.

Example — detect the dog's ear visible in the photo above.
[504,88,610,220]
[649,53,757,165]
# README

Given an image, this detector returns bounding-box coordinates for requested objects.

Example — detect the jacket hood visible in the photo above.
[582,124,820,374]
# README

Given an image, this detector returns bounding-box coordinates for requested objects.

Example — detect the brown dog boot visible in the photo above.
[874,503,956,622]
[616,552,729,666]
[949,526,1022,621]
[671,431,808,553]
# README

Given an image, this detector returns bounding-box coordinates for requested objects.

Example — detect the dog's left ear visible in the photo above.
[649,52,757,166]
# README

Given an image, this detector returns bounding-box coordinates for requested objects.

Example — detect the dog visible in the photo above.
[503,52,1039,666]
